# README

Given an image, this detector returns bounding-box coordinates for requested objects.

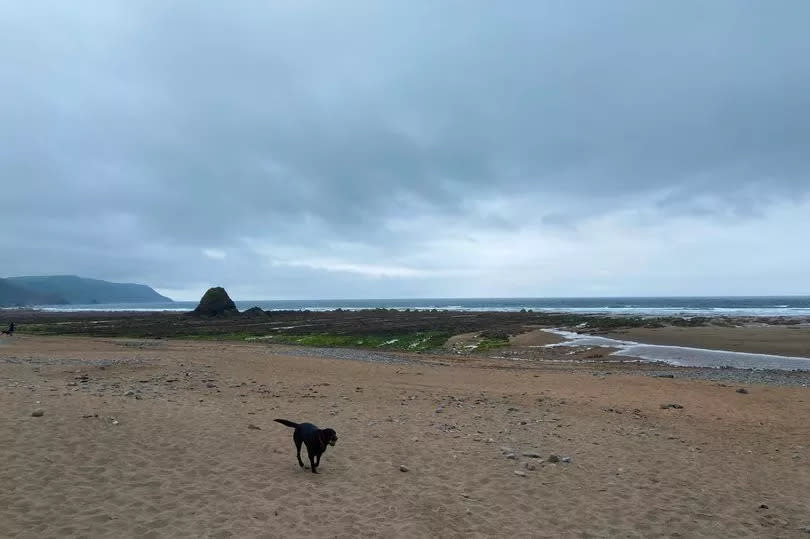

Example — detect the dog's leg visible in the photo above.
[294,433,305,468]
[308,447,319,473]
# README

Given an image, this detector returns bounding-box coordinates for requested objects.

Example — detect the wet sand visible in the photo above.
[605,325,810,358]
[2,335,809,537]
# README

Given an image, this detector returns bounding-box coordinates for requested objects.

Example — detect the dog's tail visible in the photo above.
[274,418,299,428]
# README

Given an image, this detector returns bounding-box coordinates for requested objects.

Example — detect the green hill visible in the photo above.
[1,275,172,306]
[0,278,67,307]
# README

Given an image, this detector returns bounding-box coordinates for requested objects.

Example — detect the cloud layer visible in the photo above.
[2,1,809,299]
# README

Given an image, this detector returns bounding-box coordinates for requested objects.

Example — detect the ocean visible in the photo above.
[20,296,810,317]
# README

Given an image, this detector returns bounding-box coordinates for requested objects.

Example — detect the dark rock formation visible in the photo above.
[192,287,238,317]
[243,306,269,317]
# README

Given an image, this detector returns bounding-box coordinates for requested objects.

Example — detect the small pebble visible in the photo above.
[736,388,749,394]
[759,503,769,509]
[514,470,526,477]
[31,409,44,417]
[547,454,560,463]
[505,453,516,460]
[522,451,541,458]
[525,462,536,471]
[399,465,409,472]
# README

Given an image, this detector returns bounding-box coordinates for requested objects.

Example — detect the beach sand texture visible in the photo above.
[2,336,809,538]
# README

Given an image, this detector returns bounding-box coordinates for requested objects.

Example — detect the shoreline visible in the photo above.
[5,333,810,387]
[4,293,810,319]
[3,309,810,372]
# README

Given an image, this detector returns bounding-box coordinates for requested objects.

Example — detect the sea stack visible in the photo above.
[192,287,239,317]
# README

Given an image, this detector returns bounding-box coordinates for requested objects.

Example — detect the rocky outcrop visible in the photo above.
[243,306,269,317]
[192,287,238,317]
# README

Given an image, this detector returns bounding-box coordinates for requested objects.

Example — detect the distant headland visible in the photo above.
[0,275,172,307]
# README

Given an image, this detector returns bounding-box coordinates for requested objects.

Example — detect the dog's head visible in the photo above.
[321,428,338,447]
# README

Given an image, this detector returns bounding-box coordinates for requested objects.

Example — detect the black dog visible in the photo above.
[274,419,338,473]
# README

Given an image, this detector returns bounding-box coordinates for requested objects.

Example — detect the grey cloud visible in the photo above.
[1,1,809,295]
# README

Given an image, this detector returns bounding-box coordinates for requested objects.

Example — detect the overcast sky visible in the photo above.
[1,1,809,300]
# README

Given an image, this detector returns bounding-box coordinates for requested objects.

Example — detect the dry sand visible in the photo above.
[2,335,810,538]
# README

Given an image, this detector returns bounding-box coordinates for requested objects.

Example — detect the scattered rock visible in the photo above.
[206,382,217,388]
[124,390,135,396]
[243,306,269,317]
[802,525,810,534]
[561,456,572,463]
[759,503,769,509]
[504,453,517,460]
[399,465,409,472]
[31,409,44,417]
[525,462,536,471]
[547,454,560,463]
[660,403,684,409]
[522,451,541,458]
[736,388,749,394]
[655,374,675,378]
[111,419,119,425]
[248,424,261,430]
[514,470,527,477]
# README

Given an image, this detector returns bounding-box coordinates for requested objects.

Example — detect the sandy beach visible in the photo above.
[2,332,809,538]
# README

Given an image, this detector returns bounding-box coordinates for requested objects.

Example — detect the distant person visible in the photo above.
[1,321,14,335]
